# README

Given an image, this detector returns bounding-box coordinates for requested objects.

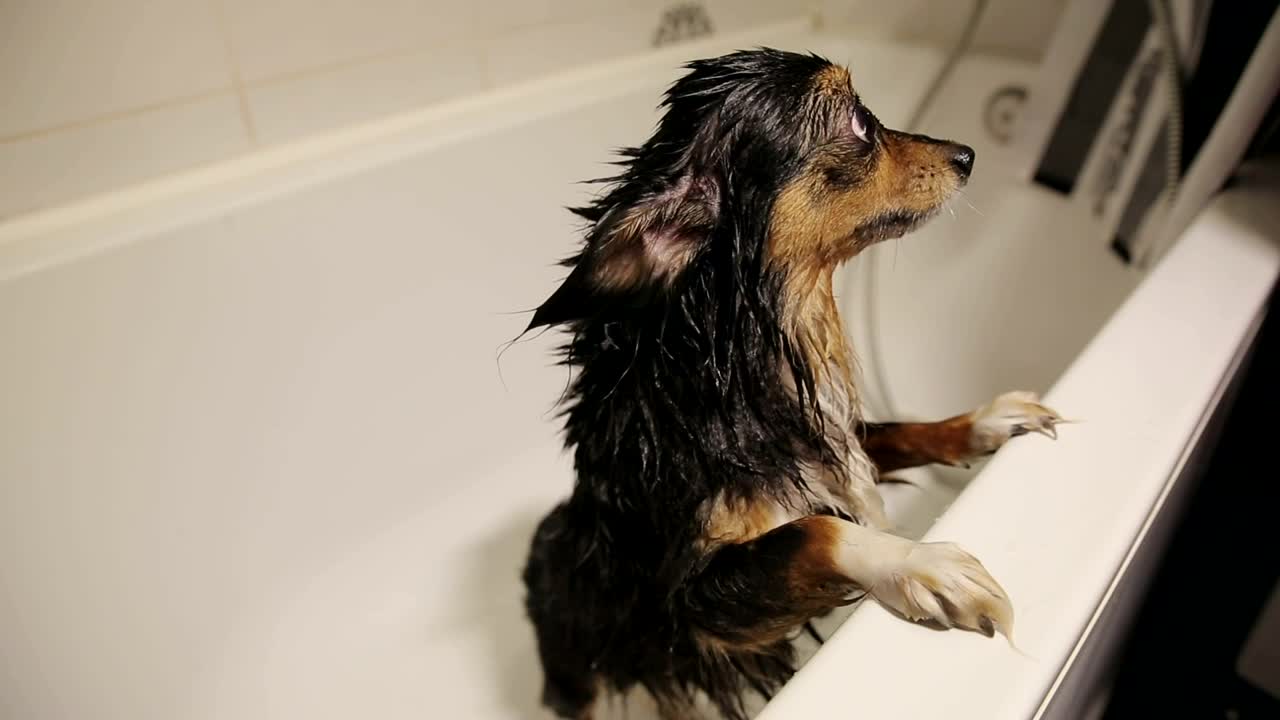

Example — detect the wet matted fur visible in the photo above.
[520,48,1060,720]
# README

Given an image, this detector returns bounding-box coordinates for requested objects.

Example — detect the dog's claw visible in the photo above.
[872,541,1013,639]
[977,615,996,637]
[970,390,1064,455]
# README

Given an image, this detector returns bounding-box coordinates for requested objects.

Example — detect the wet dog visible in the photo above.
[521,48,1060,720]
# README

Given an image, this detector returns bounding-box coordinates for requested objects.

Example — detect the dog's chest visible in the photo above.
[790,369,887,526]
[700,371,886,547]
[797,432,886,528]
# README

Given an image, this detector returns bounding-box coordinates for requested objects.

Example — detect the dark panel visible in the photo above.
[1109,122,1168,264]
[1033,1,1152,195]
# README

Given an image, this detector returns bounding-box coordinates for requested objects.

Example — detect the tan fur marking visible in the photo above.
[771,130,961,268]
[785,515,846,581]
[784,267,859,411]
[813,65,852,96]
[860,415,977,473]
[696,516,858,654]
[701,493,785,547]
[591,244,651,289]
[767,130,965,397]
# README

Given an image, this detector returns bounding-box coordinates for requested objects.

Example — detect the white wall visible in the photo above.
[818,0,1069,60]
[0,0,1064,222]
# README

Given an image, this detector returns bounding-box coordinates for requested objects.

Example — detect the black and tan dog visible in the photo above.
[521,48,1060,720]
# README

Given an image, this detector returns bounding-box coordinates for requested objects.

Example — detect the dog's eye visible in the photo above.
[851,105,873,143]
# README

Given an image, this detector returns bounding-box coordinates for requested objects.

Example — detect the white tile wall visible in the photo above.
[218,0,518,82]
[814,0,980,46]
[0,0,232,138]
[972,0,1069,60]
[247,43,485,145]
[816,0,1068,59]
[484,7,658,88]
[701,0,809,35]
[0,0,1064,221]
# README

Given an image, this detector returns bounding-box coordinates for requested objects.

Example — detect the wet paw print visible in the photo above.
[653,2,713,47]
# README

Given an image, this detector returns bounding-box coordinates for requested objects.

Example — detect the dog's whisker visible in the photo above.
[956,189,985,217]
[495,324,557,392]
[495,348,510,392]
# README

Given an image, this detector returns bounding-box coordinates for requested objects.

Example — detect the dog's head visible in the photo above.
[529,48,973,349]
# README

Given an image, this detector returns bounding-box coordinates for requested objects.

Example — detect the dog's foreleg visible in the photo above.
[861,391,1062,473]
[687,516,1014,649]
[829,521,1014,638]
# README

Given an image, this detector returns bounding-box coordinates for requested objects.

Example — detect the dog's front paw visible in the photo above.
[969,390,1062,455]
[871,541,1013,638]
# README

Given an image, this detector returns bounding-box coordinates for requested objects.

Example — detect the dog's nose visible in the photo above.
[950,144,975,179]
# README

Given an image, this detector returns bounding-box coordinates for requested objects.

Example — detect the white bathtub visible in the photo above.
[2,23,1277,720]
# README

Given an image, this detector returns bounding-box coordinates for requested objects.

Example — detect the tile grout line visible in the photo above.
[0,88,241,145]
[207,0,258,145]
[243,41,473,91]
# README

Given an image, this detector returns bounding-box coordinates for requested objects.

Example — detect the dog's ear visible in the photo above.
[528,173,719,329]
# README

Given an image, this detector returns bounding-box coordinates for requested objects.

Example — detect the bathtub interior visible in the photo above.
[0,27,1158,720]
